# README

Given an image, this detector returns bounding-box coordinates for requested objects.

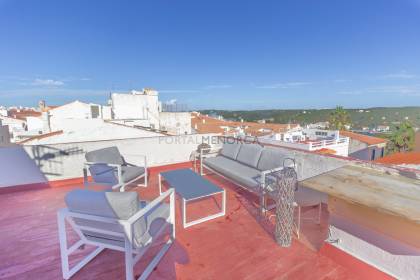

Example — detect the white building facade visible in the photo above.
[259,128,350,156]
[110,89,191,135]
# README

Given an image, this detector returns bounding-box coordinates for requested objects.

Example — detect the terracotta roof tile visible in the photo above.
[191,113,298,136]
[340,130,387,145]
[375,152,420,165]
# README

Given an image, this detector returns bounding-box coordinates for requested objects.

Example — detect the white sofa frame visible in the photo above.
[57,188,175,280]
[199,147,286,214]
[83,154,148,192]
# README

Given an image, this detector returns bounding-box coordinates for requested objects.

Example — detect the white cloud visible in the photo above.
[32,79,64,86]
[338,85,420,96]
[255,82,310,89]
[333,79,351,83]
[0,88,108,98]
[204,84,232,89]
[338,90,363,95]
[380,71,417,80]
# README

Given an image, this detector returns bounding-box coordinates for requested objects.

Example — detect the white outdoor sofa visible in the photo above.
[58,188,175,280]
[200,139,326,237]
[200,139,295,212]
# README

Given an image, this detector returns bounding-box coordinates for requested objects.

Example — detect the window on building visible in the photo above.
[371,149,376,161]
[90,106,100,118]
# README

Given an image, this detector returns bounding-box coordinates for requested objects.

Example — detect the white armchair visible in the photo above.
[83,146,148,191]
[57,188,175,280]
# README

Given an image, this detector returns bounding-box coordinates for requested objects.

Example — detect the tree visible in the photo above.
[329,106,351,130]
[388,121,415,153]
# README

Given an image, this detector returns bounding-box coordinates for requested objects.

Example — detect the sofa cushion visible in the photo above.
[257,147,290,171]
[204,156,262,191]
[236,144,264,168]
[220,141,242,160]
[85,146,124,165]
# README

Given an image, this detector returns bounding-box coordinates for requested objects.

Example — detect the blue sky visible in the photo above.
[0,0,420,109]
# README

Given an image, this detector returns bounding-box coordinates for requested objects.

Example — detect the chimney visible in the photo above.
[38,100,46,111]
[41,111,51,133]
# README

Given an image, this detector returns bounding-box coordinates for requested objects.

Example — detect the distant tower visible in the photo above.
[38,100,46,111]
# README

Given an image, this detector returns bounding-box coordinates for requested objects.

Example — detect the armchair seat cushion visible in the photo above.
[204,156,262,191]
[121,166,146,183]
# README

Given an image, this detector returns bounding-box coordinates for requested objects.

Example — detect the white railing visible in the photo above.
[308,137,349,150]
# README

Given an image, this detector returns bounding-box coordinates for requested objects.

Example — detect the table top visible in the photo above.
[301,165,420,224]
[160,168,224,200]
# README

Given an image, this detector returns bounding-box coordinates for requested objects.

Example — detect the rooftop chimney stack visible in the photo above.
[38,100,46,111]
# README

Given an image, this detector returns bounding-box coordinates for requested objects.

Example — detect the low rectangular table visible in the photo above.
[158,168,226,228]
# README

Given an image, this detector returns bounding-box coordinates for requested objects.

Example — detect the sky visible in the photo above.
[0,0,420,110]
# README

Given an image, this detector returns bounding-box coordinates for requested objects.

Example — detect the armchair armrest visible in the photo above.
[199,147,222,175]
[120,188,175,244]
[125,188,174,225]
[122,154,147,167]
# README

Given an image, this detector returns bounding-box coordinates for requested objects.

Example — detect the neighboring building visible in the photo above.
[110,89,191,135]
[375,125,390,132]
[159,112,191,135]
[7,108,41,119]
[306,121,329,129]
[0,119,11,146]
[111,89,160,127]
[191,113,349,156]
[0,106,8,117]
[191,112,298,137]
[0,115,27,142]
[19,119,164,145]
[259,128,350,156]
[26,116,44,133]
[340,130,387,161]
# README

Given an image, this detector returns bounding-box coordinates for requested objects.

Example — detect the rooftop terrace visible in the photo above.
[0,162,392,280]
[1,134,419,279]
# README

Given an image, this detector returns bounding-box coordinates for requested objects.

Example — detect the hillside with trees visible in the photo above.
[200,107,420,130]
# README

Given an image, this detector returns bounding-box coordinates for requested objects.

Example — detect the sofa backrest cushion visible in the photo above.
[257,147,289,171]
[236,143,264,168]
[85,146,124,165]
[220,141,242,160]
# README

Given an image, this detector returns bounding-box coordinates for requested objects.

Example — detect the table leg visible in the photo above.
[158,174,162,195]
[183,198,187,228]
[222,190,226,216]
